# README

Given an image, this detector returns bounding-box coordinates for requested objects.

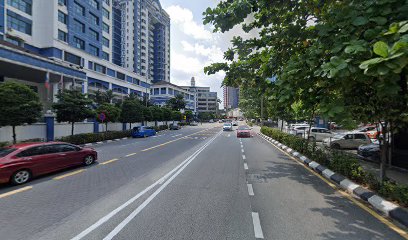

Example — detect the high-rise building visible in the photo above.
[181,77,219,114]
[0,0,170,108]
[223,86,239,110]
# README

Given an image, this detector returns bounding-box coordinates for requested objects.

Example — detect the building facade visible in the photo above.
[150,81,195,111]
[181,77,218,114]
[223,86,239,110]
[0,0,169,110]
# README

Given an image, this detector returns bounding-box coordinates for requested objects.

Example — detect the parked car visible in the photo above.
[209,119,214,123]
[290,126,309,136]
[237,125,251,138]
[218,119,223,123]
[0,142,97,185]
[323,132,371,149]
[169,123,181,130]
[232,121,238,126]
[306,127,333,141]
[190,121,198,126]
[357,143,380,162]
[223,123,233,131]
[132,126,156,137]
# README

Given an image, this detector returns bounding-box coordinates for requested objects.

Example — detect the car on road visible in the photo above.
[306,127,334,141]
[232,121,238,126]
[357,143,380,162]
[209,119,214,123]
[237,125,251,138]
[132,126,156,137]
[0,142,97,185]
[190,121,198,126]
[169,123,181,130]
[218,119,223,123]
[323,132,371,149]
[223,123,233,131]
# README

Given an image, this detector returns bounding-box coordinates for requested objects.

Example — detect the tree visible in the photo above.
[119,98,144,129]
[185,110,194,122]
[172,111,182,121]
[142,106,153,125]
[0,82,43,143]
[162,107,173,125]
[150,105,164,126]
[53,89,94,136]
[96,103,121,132]
[203,0,408,181]
[167,94,186,110]
[94,89,114,105]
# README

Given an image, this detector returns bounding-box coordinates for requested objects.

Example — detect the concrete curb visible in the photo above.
[257,132,408,228]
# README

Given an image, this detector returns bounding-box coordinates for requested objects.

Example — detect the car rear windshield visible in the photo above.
[224,123,232,126]
[0,148,17,157]
[238,126,250,130]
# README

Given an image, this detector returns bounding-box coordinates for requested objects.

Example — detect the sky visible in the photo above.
[159,0,236,109]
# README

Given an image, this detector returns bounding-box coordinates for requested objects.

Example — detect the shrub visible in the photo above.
[58,130,132,145]
[0,142,8,147]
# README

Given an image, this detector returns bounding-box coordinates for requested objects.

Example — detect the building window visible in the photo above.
[154,88,159,95]
[73,19,85,33]
[7,0,32,15]
[74,1,85,16]
[58,29,67,42]
[161,88,166,94]
[89,44,99,56]
[102,37,109,47]
[7,11,31,35]
[58,0,66,6]
[104,0,110,6]
[73,37,85,50]
[58,11,67,24]
[116,72,125,80]
[102,8,109,19]
[89,28,99,41]
[102,22,109,33]
[89,13,99,25]
[64,52,81,65]
[89,0,99,9]
[102,51,109,61]
[93,63,106,73]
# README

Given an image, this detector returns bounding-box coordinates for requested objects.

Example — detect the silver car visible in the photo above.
[223,123,233,131]
[323,132,371,149]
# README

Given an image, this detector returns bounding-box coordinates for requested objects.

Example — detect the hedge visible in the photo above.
[57,130,132,145]
[261,126,408,207]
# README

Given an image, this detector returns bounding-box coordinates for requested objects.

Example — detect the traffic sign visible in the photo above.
[98,112,106,122]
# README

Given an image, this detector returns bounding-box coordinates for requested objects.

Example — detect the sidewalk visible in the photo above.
[253,125,408,186]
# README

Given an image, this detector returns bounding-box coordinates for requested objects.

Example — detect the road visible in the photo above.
[0,123,405,240]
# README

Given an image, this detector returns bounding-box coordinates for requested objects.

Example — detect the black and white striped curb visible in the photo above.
[257,132,408,228]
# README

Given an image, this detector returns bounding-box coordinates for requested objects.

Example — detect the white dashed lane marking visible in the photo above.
[242,155,246,160]
[244,163,248,170]
[252,212,264,239]
[247,184,254,196]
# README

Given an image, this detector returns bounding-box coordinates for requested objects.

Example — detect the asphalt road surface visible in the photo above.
[0,123,406,240]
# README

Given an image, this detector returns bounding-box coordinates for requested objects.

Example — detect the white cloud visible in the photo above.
[165,5,213,40]
[181,41,224,63]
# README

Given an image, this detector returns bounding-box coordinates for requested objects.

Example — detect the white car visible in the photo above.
[290,126,310,136]
[209,119,214,123]
[223,123,233,131]
[232,121,238,126]
[306,127,333,141]
[323,132,371,149]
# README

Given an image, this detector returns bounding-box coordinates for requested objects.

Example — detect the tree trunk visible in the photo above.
[129,123,132,129]
[105,122,108,132]
[71,122,75,136]
[379,121,388,182]
[155,120,158,127]
[12,125,16,144]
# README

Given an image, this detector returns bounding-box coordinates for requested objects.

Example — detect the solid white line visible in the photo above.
[102,131,222,240]
[242,155,246,160]
[244,163,248,170]
[247,184,254,196]
[251,212,264,239]
[71,132,221,240]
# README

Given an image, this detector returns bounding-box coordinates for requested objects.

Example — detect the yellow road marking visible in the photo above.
[100,158,119,165]
[269,140,408,239]
[125,153,137,157]
[141,128,210,152]
[53,169,86,180]
[0,186,32,199]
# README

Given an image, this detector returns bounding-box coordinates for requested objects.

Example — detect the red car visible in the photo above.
[237,125,252,138]
[0,142,97,185]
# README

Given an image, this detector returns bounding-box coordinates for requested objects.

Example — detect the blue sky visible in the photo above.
[159,0,228,107]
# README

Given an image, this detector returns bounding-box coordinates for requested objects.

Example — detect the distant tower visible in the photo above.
[191,77,196,87]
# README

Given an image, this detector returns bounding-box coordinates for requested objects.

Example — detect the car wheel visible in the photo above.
[84,155,95,166]
[331,143,341,149]
[10,169,32,185]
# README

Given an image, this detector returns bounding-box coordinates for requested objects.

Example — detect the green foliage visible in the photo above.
[0,82,43,143]
[53,89,94,135]
[166,94,186,111]
[142,106,153,122]
[185,110,194,121]
[93,89,114,105]
[119,98,144,124]
[172,111,182,121]
[58,130,132,145]
[96,103,121,131]
[162,107,173,121]
[198,112,215,121]
[150,105,164,122]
